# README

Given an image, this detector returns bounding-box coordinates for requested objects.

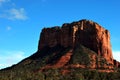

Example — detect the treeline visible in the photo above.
[0,68,120,80]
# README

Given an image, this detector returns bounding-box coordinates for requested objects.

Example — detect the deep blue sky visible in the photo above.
[0,0,120,69]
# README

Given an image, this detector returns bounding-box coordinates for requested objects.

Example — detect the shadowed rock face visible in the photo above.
[38,19,113,64]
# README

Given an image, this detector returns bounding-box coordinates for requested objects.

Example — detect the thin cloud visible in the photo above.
[0,0,28,20]
[0,8,28,20]
[113,51,120,62]
[0,50,26,69]
[0,0,10,6]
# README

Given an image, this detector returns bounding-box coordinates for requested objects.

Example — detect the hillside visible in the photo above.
[0,19,120,80]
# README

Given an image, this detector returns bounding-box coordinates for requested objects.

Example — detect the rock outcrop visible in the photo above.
[38,19,113,65]
[114,60,120,68]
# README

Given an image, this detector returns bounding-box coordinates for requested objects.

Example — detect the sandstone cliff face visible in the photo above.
[38,19,113,65]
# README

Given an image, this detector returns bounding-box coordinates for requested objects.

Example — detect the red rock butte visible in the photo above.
[38,19,113,65]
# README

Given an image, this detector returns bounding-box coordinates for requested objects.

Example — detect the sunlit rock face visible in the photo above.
[38,19,113,65]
